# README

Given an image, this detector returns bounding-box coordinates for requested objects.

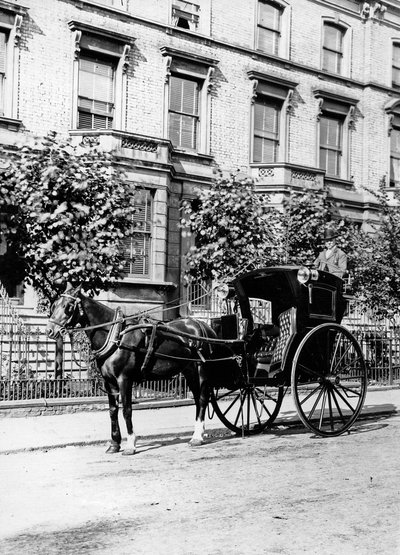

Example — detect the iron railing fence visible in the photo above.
[0,375,189,402]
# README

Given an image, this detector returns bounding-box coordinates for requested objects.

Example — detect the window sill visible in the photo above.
[324,175,354,189]
[0,117,22,131]
[118,278,177,289]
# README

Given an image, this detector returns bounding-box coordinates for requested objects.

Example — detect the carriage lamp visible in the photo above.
[297,267,319,284]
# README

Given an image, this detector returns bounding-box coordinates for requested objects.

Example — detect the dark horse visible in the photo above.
[46,284,241,455]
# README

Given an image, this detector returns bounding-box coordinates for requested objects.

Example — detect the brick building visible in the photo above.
[0,0,399,316]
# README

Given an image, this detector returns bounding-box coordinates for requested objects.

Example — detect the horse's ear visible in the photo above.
[65,282,82,295]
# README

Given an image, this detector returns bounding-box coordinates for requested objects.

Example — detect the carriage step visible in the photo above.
[249,376,272,386]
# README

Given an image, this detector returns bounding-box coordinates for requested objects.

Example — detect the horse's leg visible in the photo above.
[120,377,136,456]
[189,364,210,447]
[105,383,122,453]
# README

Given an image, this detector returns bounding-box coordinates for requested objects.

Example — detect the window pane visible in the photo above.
[323,50,341,73]
[393,44,400,67]
[79,58,114,103]
[170,76,198,115]
[320,117,341,148]
[253,136,277,163]
[123,191,152,276]
[169,76,199,149]
[390,157,400,186]
[257,27,279,55]
[324,25,343,52]
[259,2,281,31]
[0,32,7,74]
[254,100,279,136]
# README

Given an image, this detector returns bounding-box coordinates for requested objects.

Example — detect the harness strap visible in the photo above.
[92,307,125,361]
[140,324,158,374]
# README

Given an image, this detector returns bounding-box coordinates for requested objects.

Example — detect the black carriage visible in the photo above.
[209,266,367,437]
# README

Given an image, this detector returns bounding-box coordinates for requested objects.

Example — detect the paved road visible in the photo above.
[0,409,399,554]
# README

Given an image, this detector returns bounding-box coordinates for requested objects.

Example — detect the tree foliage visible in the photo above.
[350,183,400,317]
[0,132,137,301]
[180,172,280,282]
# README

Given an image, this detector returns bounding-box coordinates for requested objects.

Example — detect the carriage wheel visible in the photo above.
[291,324,367,437]
[210,384,284,435]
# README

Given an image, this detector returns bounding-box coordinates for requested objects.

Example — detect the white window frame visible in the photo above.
[248,71,297,164]
[124,189,154,278]
[385,100,400,188]
[161,47,218,155]
[69,22,134,131]
[321,18,352,78]
[171,0,200,31]
[0,9,23,121]
[392,40,400,90]
[315,91,357,180]
[255,0,290,59]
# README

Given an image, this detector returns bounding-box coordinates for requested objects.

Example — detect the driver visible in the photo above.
[314,227,347,278]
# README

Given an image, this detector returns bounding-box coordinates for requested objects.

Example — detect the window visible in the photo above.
[253,98,280,163]
[257,1,282,55]
[315,91,357,180]
[319,115,343,176]
[169,75,200,150]
[161,47,218,154]
[322,23,344,74]
[69,22,134,131]
[172,1,200,31]
[249,71,297,164]
[392,43,400,89]
[390,113,400,187]
[78,57,115,129]
[0,30,7,116]
[124,190,152,277]
[0,8,23,123]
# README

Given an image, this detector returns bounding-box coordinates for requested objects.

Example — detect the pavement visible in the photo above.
[0,386,399,454]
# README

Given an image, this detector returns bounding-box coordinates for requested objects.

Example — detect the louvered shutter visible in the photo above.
[169,76,199,149]
[123,191,152,277]
[253,99,280,163]
[0,32,6,75]
[78,57,114,129]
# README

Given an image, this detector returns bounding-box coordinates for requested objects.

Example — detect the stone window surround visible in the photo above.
[385,98,400,188]
[0,0,25,127]
[254,0,291,59]
[248,70,298,164]
[320,16,352,79]
[68,20,135,131]
[161,46,218,155]
[314,89,358,181]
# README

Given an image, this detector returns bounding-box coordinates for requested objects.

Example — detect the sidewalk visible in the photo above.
[0,387,399,454]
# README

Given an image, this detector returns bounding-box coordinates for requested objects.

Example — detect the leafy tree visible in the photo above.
[180,172,280,282]
[0,132,138,302]
[350,182,400,317]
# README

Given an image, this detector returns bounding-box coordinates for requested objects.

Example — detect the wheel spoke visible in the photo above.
[298,362,324,380]
[250,391,263,427]
[318,388,328,429]
[338,382,363,398]
[331,384,357,414]
[327,389,334,431]
[299,383,323,406]
[233,390,247,428]
[220,391,241,418]
[305,386,324,420]
[330,387,347,425]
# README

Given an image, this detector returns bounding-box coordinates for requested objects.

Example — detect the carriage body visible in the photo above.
[233,266,347,383]
[210,266,367,437]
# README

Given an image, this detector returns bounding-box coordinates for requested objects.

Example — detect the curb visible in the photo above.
[1,405,397,456]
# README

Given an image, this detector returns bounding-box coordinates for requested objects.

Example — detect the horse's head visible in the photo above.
[46,284,84,339]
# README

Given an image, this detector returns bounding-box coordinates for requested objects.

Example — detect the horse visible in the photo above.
[46,284,241,455]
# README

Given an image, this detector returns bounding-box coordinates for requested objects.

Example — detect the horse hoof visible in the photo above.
[189,439,204,447]
[122,448,136,456]
[106,443,121,454]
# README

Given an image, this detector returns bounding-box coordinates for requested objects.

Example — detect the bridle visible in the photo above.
[48,293,85,337]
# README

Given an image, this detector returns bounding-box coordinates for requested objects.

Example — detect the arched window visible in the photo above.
[322,23,345,74]
[392,42,400,89]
